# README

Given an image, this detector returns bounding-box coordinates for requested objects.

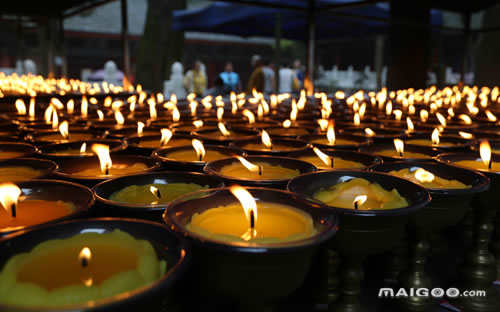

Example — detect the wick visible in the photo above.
[11,203,16,218]
[155,189,162,199]
[489,158,493,170]
[354,202,359,210]
[105,165,110,175]
[250,210,255,229]
[258,165,263,176]
[399,152,403,157]
[81,258,88,268]
[199,154,203,161]
[330,157,334,168]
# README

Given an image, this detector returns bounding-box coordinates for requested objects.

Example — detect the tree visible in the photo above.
[135,0,186,91]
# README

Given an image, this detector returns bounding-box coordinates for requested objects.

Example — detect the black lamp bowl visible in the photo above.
[298,133,369,151]
[162,187,337,305]
[0,158,57,182]
[436,152,500,207]
[53,155,160,187]
[92,171,223,221]
[370,161,490,230]
[234,120,279,131]
[168,120,218,134]
[38,139,127,160]
[360,142,439,162]
[152,144,242,172]
[0,179,93,236]
[340,126,406,143]
[230,137,309,156]
[126,134,193,156]
[405,133,474,152]
[192,127,258,145]
[264,126,314,138]
[204,155,316,189]
[0,218,190,311]
[29,130,104,146]
[0,142,38,160]
[103,127,159,140]
[287,149,382,171]
[89,122,136,134]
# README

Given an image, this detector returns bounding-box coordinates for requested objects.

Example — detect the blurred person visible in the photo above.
[262,59,275,94]
[219,62,240,91]
[247,58,265,93]
[279,63,298,93]
[183,60,207,97]
[104,60,122,85]
[293,59,305,89]
[206,76,230,96]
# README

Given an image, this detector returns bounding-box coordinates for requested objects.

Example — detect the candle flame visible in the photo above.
[217,107,224,121]
[78,247,92,271]
[15,99,26,115]
[229,185,258,240]
[362,127,375,137]
[318,119,328,131]
[353,195,367,209]
[218,122,230,136]
[189,101,198,116]
[192,139,206,161]
[327,121,335,145]
[51,110,59,130]
[66,99,74,115]
[394,139,404,156]
[59,121,69,139]
[160,128,173,146]
[458,114,472,125]
[420,109,429,123]
[283,119,291,128]
[91,144,112,174]
[431,128,440,145]
[459,131,473,139]
[414,168,435,183]
[261,130,272,149]
[236,156,260,173]
[193,120,204,128]
[172,107,180,122]
[436,112,447,127]
[486,110,497,122]
[104,96,112,107]
[242,109,255,124]
[480,140,492,168]
[96,110,104,121]
[149,101,157,121]
[114,110,125,125]
[0,183,21,215]
[80,142,87,154]
[313,147,333,167]
[385,101,392,116]
[353,113,360,126]
[393,109,402,121]
[81,96,88,119]
[257,104,264,119]
[137,121,145,136]
[150,186,160,200]
[28,97,35,118]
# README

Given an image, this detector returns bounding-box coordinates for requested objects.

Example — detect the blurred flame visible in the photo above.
[313,147,333,167]
[431,128,440,145]
[137,121,145,136]
[242,109,255,124]
[459,131,473,139]
[353,113,360,126]
[327,121,335,145]
[393,109,402,121]
[172,107,180,122]
[480,140,492,168]
[66,99,74,115]
[283,119,291,128]
[193,120,204,128]
[406,117,414,132]
[229,185,258,240]
[420,109,429,123]
[114,111,125,125]
[59,121,69,138]
[51,110,59,129]
[394,139,404,156]
[28,97,35,118]
[415,168,435,183]
[97,110,104,121]
[365,128,376,137]
[15,99,26,115]
[458,114,472,125]
[436,113,447,127]
[486,110,497,122]
[78,247,92,271]
[236,156,260,173]
[150,186,160,199]
[91,144,112,174]
[160,128,173,146]
[261,130,272,149]
[217,107,224,121]
[80,142,87,154]
[353,195,367,209]
[81,96,88,118]
[0,183,21,215]
[318,119,328,131]
[218,122,230,136]
[192,139,206,161]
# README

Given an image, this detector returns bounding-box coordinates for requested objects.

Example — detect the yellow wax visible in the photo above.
[378,150,430,159]
[298,155,363,170]
[137,139,191,148]
[0,200,74,231]
[0,230,166,308]
[109,183,208,204]
[73,163,148,177]
[406,139,459,147]
[241,143,301,151]
[389,168,470,189]
[187,202,316,243]
[201,131,249,140]
[38,133,92,143]
[50,149,93,156]
[0,151,24,160]
[454,159,500,172]
[219,162,300,180]
[311,138,358,146]
[166,149,231,162]
[313,178,409,210]
[0,166,45,182]
[268,128,310,136]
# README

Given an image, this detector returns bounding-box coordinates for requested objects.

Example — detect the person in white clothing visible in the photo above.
[279,63,295,93]
[262,59,275,94]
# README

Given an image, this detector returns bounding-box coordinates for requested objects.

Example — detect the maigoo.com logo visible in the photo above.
[378,287,486,298]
